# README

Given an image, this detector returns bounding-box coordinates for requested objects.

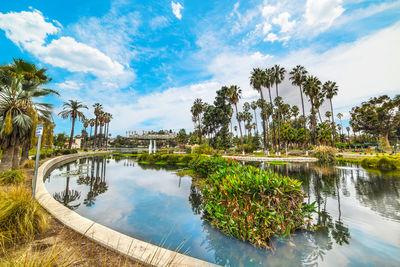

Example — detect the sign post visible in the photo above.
[32,125,43,202]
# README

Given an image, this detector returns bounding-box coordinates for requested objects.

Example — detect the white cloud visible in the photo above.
[261,5,276,17]
[171,2,183,20]
[305,0,345,30]
[55,80,82,90]
[0,10,132,80]
[272,12,296,33]
[0,9,59,48]
[150,16,169,30]
[264,33,290,43]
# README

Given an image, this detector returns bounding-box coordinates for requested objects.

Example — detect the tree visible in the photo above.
[177,129,188,144]
[350,95,400,150]
[337,113,343,135]
[323,81,339,143]
[93,103,102,149]
[59,100,88,149]
[191,98,205,144]
[289,65,308,153]
[0,59,56,170]
[226,85,244,154]
[271,64,286,153]
[250,68,268,154]
[303,76,322,145]
[250,101,258,134]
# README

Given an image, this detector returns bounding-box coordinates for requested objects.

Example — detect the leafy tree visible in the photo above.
[191,98,205,144]
[226,85,244,153]
[177,128,188,144]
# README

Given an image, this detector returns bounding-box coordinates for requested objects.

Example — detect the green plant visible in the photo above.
[0,187,49,245]
[312,146,337,164]
[0,170,26,185]
[193,143,214,155]
[196,156,315,250]
[21,160,35,169]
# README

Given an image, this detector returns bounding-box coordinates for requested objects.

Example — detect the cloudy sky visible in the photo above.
[0,0,399,136]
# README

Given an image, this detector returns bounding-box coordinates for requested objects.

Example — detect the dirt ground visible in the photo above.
[3,157,141,267]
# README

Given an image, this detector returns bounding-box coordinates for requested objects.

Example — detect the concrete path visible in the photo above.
[35,152,216,267]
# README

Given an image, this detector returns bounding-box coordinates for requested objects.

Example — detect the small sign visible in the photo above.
[35,125,43,137]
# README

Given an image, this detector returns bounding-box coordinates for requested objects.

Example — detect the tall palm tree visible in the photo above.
[191,98,205,144]
[337,113,343,135]
[0,59,56,170]
[323,81,339,143]
[83,119,89,149]
[226,85,244,154]
[103,112,112,149]
[250,68,268,153]
[89,119,95,142]
[250,101,258,134]
[289,65,309,154]
[271,64,286,154]
[303,76,322,145]
[93,103,102,149]
[98,112,104,148]
[59,100,88,149]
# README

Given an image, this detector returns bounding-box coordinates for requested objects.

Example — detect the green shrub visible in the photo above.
[198,157,315,249]
[21,160,35,169]
[0,187,49,244]
[137,153,196,165]
[193,143,214,155]
[361,156,400,171]
[188,155,230,178]
[0,170,26,185]
[312,146,337,164]
[185,146,192,154]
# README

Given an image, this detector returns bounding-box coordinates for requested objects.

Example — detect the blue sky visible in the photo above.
[0,0,399,136]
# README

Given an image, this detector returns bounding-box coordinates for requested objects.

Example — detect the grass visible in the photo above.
[0,186,49,245]
[21,160,35,169]
[0,170,26,185]
[266,161,288,165]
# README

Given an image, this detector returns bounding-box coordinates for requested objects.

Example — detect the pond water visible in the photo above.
[44,157,400,266]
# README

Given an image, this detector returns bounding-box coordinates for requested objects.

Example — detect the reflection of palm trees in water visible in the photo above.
[188,185,202,215]
[76,157,109,207]
[53,164,81,210]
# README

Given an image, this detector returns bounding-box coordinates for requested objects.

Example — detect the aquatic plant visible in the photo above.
[361,156,400,171]
[0,170,26,185]
[312,146,337,164]
[137,153,196,165]
[190,156,316,250]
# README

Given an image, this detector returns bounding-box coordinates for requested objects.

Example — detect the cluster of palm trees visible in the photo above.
[59,102,112,150]
[222,64,339,154]
[0,59,57,171]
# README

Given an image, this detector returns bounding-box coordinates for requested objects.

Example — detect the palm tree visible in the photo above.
[191,98,205,144]
[93,103,103,149]
[250,101,258,134]
[89,119,95,143]
[103,112,112,149]
[289,65,309,154]
[346,126,351,149]
[250,68,268,153]
[0,59,56,170]
[271,64,286,154]
[303,76,322,145]
[323,81,339,143]
[98,113,105,148]
[337,113,343,135]
[83,119,89,149]
[291,105,299,121]
[226,85,244,154]
[59,100,88,149]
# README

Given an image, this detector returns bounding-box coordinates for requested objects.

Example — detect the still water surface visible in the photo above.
[44,157,400,266]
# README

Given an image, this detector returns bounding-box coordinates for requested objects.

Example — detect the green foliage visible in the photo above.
[361,156,400,171]
[137,153,196,165]
[0,170,26,185]
[312,146,337,164]
[32,149,78,160]
[193,156,315,249]
[0,187,49,245]
[193,143,214,155]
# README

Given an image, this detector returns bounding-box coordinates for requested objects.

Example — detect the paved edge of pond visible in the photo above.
[223,155,318,162]
[35,152,217,267]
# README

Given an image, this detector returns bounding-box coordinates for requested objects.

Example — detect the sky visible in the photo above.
[0,0,399,137]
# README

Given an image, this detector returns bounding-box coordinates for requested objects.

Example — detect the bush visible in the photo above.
[0,187,49,244]
[137,153,196,165]
[0,170,26,185]
[188,155,230,178]
[361,156,400,171]
[21,160,35,169]
[193,143,214,155]
[312,146,337,164]
[185,146,192,154]
[197,156,315,249]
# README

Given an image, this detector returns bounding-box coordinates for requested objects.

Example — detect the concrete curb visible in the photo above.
[36,152,216,267]
[222,155,318,162]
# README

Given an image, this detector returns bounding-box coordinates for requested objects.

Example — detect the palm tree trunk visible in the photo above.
[330,99,336,145]
[253,110,258,134]
[267,87,276,151]
[299,85,308,154]
[318,109,323,123]
[276,83,281,154]
[98,125,103,149]
[68,116,76,149]
[259,89,268,154]
[93,117,98,149]
[235,104,244,154]
[0,137,15,171]
[20,139,30,165]
[12,141,21,169]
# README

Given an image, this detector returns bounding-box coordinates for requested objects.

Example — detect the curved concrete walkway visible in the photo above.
[223,155,318,162]
[35,152,216,267]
